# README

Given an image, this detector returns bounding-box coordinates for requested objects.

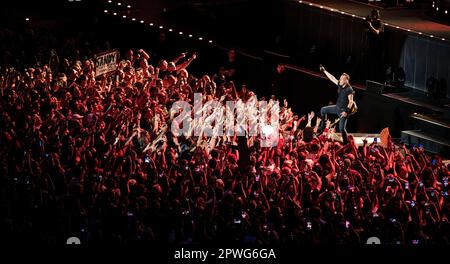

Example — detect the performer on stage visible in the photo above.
[318,65,355,144]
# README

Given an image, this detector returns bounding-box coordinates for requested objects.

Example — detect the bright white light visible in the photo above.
[168,28,173,32]
[25,17,30,21]
[188,34,193,38]
[140,20,144,23]
[407,29,411,32]
[330,8,334,11]
[352,14,355,17]
[320,5,323,8]
[198,37,203,40]
[108,0,112,3]
[430,35,434,38]
[442,38,446,41]
[436,7,439,11]
[179,31,183,35]
[132,18,136,21]
[104,10,108,13]
[298,0,302,3]
[262,125,275,137]
[309,3,313,6]
[159,25,163,29]
[113,12,117,16]
[418,32,422,35]
[149,23,154,26]
[127,5,131,8]
[122,15,127,18]
[396,26,399,29]
[117,2,122,6]
[341,11,345,14]
[385,23,389,26]
[446,10,448,14]
[208,40,213,43]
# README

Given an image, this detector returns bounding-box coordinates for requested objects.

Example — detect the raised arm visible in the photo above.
[320,65,338,85]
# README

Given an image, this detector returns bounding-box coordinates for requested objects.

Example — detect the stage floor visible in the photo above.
[295,0,450,41]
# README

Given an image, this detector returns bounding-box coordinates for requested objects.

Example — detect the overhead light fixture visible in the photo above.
[149,23,154,26]
[113,12,117,16]
[104,10,108,13]
[122,15,127,18]
[108,0,112,3]
[117,2,122,6]
[159,25,163,29]
[188,34,193,38]
[169,28,173,32]
[127,5,131,8]
[140,20,144,23]
[179,31,183,35]
[25,17,30,21]
[198,37,203,40]
[208,40,213,43]
[132,18,136,21]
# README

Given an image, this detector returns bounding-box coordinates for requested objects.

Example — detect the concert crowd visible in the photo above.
[1,42,450,245]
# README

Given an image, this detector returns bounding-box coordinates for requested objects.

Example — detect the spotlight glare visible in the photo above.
[140,20,144,23]
[198,37,203,40]
[208,40,213,43]
[298,0,302,3]
[127,5,131,8]
[169,28,173,32]
[179,31,183,35]
[104,10,108,13]
[25,17,30,21]
[436,7,439,11]
[108,0,112,3]
[159,25,163,29]
[188,34,193,38]
[122,15,127,18]
[117,2,121,6]
[132,18,136,21]
[262,125,275,137]
[113,12,117,16]
[149,23,154,26]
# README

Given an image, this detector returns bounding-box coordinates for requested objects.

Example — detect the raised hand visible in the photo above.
[319,64,325,72]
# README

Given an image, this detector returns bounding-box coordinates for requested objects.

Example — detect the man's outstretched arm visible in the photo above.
[320,65,338,85]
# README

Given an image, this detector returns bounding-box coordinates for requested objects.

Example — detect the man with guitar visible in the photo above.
[318,65,356,144]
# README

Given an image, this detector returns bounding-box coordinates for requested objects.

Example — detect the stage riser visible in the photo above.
[401,131,450,156]
[411,119,450,139]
